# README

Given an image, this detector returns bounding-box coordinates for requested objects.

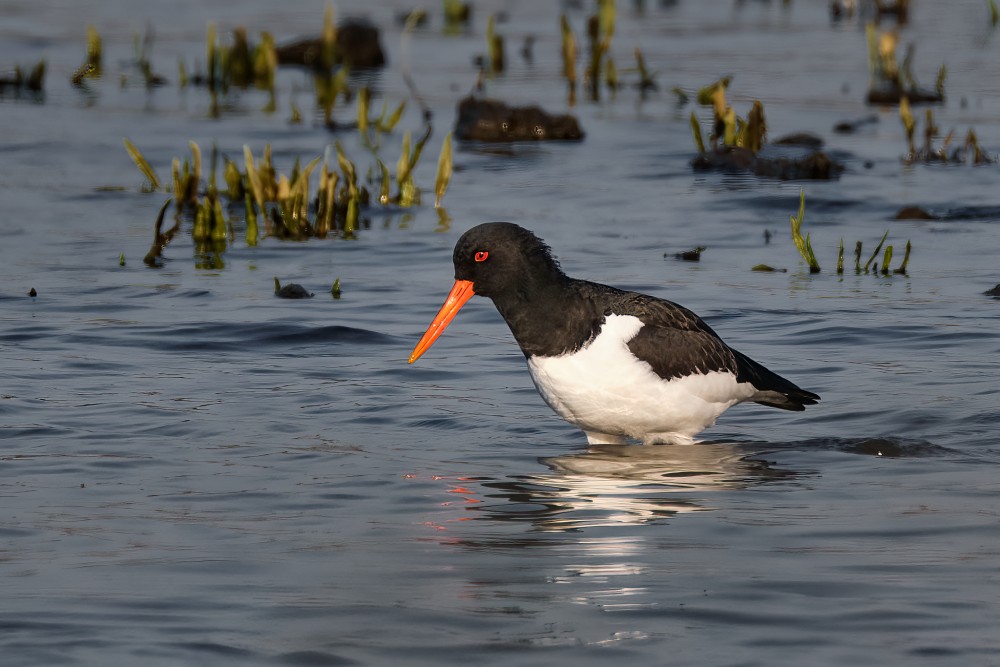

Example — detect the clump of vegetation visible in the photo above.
[125,129,454,264]
[898,99,995,165]
[841,232,911,276]
[789,190,820,273]
[584,0,616,102]
[444,0,472,28]
[0,60,46,94]
[690,77,766,153]
[779,191,912,276]
[485,14,505,75]
[71,25,102,85]
[866,24,945,105]
[689,79,842,180]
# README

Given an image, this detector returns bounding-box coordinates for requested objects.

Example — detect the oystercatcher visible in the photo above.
[408,222,820,445]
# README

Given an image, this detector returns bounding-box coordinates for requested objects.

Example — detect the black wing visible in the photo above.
[615,292,820,410]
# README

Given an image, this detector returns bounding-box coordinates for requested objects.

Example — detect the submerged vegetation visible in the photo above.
[865,24,945,105]
[688,79,843,180]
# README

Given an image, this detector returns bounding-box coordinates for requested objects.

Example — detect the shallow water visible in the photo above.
[3,1,1000,665]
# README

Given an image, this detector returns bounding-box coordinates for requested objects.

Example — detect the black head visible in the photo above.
[452,222,566,300]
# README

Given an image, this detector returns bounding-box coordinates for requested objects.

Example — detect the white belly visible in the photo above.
[525,314,757,444]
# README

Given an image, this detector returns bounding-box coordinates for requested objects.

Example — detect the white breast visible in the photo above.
[525,314,757,444]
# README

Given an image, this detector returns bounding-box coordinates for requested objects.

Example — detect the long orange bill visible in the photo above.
[408,279,476,363]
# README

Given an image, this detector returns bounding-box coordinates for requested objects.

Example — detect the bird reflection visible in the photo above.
[471,442,798,531]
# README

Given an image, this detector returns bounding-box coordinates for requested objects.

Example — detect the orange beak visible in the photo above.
[408,280,476,363]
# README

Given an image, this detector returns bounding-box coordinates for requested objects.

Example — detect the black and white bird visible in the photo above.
[408,222,820,445]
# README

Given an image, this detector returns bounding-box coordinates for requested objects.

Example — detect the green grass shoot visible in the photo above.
[434,132,453,208]
[690,112,706,153]
[880,245,894,275]
[899,96,915,156]
[894,241,912,274]
[789,189,820,273]
[560,15,577,93]
[331,277,342,299]
[837,239,844,275]
[991,0,1000,26]
[242,145,266,213]
[123,138,162,191]
[322,3,337,70]
[487,15,504,74]
[357,86,371,141]
[863,230,889,273]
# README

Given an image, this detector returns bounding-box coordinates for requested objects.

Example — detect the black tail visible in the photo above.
[732,348,820,411]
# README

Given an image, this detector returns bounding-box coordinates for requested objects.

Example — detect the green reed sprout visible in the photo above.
[880,245,894,275]
[689,112,706,153]
[894,240,912,274]
[899,96,916,156]
[560,15,578,104]
[605,55,618,98]
[633,48,655,93]
[123,138,162,191]
[789,189,820,273]
[863,230,889,273]
[444,0,471,26]
[837,239,844,275]
[434,132,453,208]
[322,3,337,71]
[86,25,102,72]
[335,141,358,200]
[357,86,371,141]
[331,277,342,299]
[486,14,504,74]
[244,192,258,246]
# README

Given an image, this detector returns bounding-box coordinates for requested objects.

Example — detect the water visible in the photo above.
[3,1,1000,664]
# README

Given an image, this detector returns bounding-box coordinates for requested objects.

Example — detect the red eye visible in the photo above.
[474,251,489,262]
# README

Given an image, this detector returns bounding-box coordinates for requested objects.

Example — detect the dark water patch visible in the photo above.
[772,437,954,458]
[67,321,397,353]
[894,205,1000,222]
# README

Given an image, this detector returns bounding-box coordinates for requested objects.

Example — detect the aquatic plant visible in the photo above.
[789,190,820,273]
[443,0,472,27]
[899,100,995,165]
[866,24,945,105]
[486,14,505,75]
[691,78,766,152]
[0,60,46,94]
[560,15,578,105]
[783,192,912,276]
[838,231,911,276]
[690,79,841,180]
[434,132,453,208]
[71,25,102,85]
[632,48,656,95]
[128,122,442,256]
[585,0,616,101]
[356,86,407,147]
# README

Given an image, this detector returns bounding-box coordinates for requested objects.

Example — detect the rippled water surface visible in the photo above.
[3,1,1000,665]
